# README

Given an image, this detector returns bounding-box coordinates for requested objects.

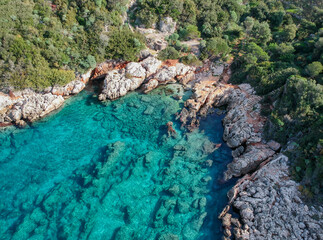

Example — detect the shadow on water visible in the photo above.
[198,111,236,240]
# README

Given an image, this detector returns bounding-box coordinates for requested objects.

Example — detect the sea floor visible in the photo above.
[0,84,234,240]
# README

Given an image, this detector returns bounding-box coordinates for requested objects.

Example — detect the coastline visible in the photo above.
[0,57,322,239]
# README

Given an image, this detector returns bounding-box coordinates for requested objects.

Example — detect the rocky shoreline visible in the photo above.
[176,68,323,239]
[0,70,92,127]
[0,57,322,239]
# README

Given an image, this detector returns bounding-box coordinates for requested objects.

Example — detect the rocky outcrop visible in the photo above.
[141,79,159,93]
[159,17,176,34]
[98,62,147,100]
[91,60,127,80]
[179,80,278,181]
[98,57,195,100]
[45,80,86,96]
[141,57,162,77]
[0,70,92,127]
[220,155,323,240]
[0,90,64,127]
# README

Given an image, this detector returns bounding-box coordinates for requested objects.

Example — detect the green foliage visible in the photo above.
[204,37,230,58]
[179,25,201,40]
[0,0,117,90]
[268,43,295,62]
[180,54,202,66]
[105,27,145,62]
[157,47,180,60]
[247,42,269,62]
[231,0,323,195]
[269,11,285,27]
[251,20,272,45]
[283,24,297,41]
[305,62,323,77]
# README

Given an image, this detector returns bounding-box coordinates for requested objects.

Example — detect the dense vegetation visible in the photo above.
[0,0,322,197]
[0,0,143,90]
[228,0,323,198]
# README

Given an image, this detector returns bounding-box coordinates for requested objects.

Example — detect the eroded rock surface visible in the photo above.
[221,155,323,240]
[98,57,195,100]
[159,17,177,34]
[0,70,92,126]
[179,80,277,181]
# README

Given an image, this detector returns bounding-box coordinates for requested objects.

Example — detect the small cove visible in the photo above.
[0,84,234,240]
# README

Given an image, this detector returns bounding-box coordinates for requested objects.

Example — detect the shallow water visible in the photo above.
[0,85,233,240]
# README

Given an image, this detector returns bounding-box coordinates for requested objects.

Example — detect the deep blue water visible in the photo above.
[0,84,233,240]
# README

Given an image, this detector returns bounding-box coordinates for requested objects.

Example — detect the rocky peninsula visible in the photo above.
[0,71,91,127]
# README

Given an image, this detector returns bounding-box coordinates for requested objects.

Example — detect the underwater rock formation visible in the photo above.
[1,95,225,239]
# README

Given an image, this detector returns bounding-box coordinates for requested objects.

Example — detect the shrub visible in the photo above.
[247,42,269,62]
[158,47,180,60]
[105,27,145,61]
[179,24,201,40]
[180,54,201,66]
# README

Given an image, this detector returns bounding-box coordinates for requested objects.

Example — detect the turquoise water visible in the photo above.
[0,84,233,240]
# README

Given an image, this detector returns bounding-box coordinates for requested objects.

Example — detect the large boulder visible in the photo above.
[99,63,147,101]
[142,79,159,93]
[223,143,275,180]
[126,62,146,80]
[153,66,177,84]
[140,57,162,77]
[159,17,176,34]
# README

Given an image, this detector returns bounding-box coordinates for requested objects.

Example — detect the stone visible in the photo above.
[144,105,154,115]
[223,155,323,240]
[141,57,162,77]
[211,63,225,76]
[177,201,190,213]
[139,49,152,60]
[222,213,232,228]
[99,66,146,100]
[142,79,159,93]
[232,146,244,158]
[224,144,275,180]
[159,17,176,34]
[158,233,179,240]
[168,185,180,196]
[154,40,168,51]
[267,140,281,152]
[199,197,207,209]
[153,66,177,84]
[126,62,146,79]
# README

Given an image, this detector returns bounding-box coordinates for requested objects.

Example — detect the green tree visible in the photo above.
[251,21,271,45]
[247,42,269,62]
[244,16,254,33]
[283,24,297,41]
[179,24,201,40]
[305,62,323,77]
[205,37,230,58]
